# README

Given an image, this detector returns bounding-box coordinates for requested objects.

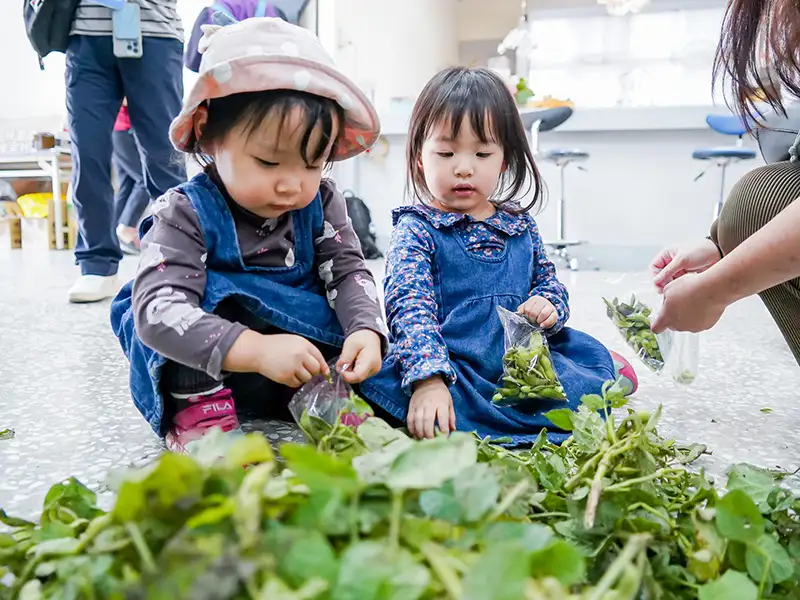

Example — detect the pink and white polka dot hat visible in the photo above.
[169,17,380,161]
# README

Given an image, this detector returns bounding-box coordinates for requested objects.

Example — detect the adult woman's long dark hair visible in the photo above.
[713,0,800,120]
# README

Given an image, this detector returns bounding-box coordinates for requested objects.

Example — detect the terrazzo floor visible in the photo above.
[1,244,798,520]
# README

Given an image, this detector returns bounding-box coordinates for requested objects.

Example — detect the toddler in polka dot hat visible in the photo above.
[110,15,388,454]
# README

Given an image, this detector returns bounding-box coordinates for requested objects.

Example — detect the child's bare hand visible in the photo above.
[518,296,558,329]
[257,334,329,388]
[338,329,383,383]
[408,377,456,439]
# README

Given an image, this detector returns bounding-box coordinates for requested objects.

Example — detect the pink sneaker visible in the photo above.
[609,350,638,396]
[165,387,242,453]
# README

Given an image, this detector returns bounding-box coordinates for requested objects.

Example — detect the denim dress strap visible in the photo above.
[112,173,344,435]
[362,211,614,445]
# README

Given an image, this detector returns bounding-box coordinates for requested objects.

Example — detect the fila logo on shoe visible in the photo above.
[202,401,233,414]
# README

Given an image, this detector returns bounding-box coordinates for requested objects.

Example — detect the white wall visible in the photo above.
[332,0,459,108]
[457,0,520,42]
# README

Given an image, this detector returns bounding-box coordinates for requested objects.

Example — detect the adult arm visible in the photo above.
[652,198,800,333]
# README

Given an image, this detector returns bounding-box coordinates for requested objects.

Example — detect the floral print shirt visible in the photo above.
[384,204,569,392]
[132,174,387,379]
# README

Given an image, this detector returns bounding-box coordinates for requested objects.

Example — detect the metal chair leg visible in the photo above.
[714,161,728,222]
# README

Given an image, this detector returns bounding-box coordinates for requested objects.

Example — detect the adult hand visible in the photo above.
[650,239,722,291]
[651,274,728,334]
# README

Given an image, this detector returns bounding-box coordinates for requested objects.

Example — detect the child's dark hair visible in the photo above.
[188,89,344,168]
[406,67,544,213]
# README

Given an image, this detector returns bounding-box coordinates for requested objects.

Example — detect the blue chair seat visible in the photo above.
[541,149,589,161]
[692,147,757,161]
[706,114,750,137]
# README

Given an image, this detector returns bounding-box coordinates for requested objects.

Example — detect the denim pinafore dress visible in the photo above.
[111,173,344,435]
[361,208,614,445]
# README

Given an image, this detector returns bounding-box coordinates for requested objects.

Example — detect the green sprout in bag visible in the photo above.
[603,295,665,372]
[603,294,700,385]
[493,306,567,404]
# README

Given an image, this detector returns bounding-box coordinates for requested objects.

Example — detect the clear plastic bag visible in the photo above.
[288,360,374,443]
[492,306,568,405]
[601,276,700,385]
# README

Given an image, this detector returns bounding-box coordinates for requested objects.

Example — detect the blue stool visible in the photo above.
[520,107,586,271]
[693,114,757,221]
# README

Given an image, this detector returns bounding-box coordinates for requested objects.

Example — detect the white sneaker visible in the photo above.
[68,275,120,304]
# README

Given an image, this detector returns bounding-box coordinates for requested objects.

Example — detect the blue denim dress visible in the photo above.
[361,206,614,445]
[110,173,344,435]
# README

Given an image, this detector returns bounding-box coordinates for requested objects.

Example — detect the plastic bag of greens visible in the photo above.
[492,306,567,405]
[288,360,374,443]
[602,279,699,385]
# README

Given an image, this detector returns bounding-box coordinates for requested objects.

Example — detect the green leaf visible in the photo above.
[0,509,35,528]
[716,489,764,543]
[234,463,272,549]
[282,443,360,495]
[677,443,708,465]
[745,534,795,585]
[529,540,586,585]
[114,452,205,522]
[224,433,275,469]
[332,541,429,600]
[385,433,477,491]
[698,570,758,600]
[571,406,606,455]
[482,522,555,552]
[462,542,530,600]
[727,464,777,511]
[42,478,102,523]
[356,418,410,452]
[580,394,605,412]
[291,489,351,537]
[18,580,42,600]
[688,520,725,582]
[351,431,413,486]
[31,522,75,543]
[418,483,462,524]
[452,463,501,522]
[185,499,235,530]
[266,525,339,589]
[760,407,772,414]
[543,408,574,431]
[30,537,81,558]
[0,428,14,441]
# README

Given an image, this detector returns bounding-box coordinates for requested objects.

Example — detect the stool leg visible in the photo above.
[557,163,566,241]
[714,161,728,222]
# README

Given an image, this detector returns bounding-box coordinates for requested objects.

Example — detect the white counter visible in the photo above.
[378,105,731,136]
[334,105,764,270]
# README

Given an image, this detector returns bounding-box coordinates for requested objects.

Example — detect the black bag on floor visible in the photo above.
[24,0,81,68]
[343,190,383,260]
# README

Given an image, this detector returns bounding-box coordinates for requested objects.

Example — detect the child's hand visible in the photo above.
[256,333,330,388]
[408,376,456,439]
[338,329,383,384]
[518,296,558,329]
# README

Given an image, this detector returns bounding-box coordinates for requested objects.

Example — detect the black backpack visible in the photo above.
[23,0,81,69]
[343,191,383,260]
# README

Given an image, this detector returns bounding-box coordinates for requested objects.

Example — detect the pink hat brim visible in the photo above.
[169,55,380,162]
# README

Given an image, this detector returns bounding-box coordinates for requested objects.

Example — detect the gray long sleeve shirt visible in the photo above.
[132,176,387,379]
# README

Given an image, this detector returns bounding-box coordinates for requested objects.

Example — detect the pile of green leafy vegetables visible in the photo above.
[1,384,798,600]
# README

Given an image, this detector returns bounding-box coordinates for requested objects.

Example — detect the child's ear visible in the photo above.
[192,106,209,149]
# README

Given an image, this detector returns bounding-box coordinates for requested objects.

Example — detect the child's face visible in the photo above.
[419,118,504,218]
[200,106,337,219]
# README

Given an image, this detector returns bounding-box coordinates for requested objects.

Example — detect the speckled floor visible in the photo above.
[0,245,797,520]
